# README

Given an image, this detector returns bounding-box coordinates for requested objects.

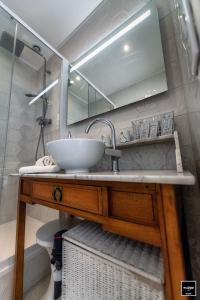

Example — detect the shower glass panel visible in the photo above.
[0,7,16,205]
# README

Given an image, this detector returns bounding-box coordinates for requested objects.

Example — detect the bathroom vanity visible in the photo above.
[13,170,195,300]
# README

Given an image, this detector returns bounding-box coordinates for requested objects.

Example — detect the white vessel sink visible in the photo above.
[46,138,105,173]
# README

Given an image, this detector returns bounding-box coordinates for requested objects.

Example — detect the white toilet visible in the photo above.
[36,219,69,300]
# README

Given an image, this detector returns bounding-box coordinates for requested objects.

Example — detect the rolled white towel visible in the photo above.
[19,165,60,175]
[19,155,60,175]
[35,156,55,166]
[43,156,55,166]
[35,157,44,166]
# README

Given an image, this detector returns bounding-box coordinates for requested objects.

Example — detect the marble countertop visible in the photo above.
[19,170,195,185]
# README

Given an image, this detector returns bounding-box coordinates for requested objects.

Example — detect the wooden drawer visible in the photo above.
[32,181,103,214]
[110,190,156,225]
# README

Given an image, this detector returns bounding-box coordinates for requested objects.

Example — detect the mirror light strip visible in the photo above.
[70,9,151,72]
[29,79,59,106]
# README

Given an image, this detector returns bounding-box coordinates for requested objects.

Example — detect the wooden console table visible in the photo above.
[13,171,195,300]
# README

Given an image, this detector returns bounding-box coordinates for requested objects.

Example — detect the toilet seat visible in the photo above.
[36,219,67,248]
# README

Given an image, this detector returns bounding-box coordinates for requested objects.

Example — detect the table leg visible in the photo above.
[161,185,188,300]
[13,200,26,300]
[156,186,173,300]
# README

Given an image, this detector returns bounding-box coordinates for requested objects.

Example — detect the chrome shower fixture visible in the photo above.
[32,44,41,53]
[25,93,37,98]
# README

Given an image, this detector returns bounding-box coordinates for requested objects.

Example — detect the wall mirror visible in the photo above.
[67,0,168,125]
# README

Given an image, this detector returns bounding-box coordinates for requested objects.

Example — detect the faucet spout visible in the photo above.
[85,118,121,172]
[85,118,117,150]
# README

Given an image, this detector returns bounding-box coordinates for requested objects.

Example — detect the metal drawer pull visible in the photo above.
[52,187,63,202]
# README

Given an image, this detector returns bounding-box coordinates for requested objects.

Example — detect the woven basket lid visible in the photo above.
[63,220,164,284]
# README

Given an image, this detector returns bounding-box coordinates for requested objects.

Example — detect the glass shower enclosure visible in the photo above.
[0,3,68,298]
[0,7,16,201]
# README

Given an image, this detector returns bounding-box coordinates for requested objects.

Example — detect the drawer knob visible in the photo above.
[52,187,63,202]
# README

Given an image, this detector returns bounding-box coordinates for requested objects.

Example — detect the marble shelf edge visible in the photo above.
[19,170,195,186]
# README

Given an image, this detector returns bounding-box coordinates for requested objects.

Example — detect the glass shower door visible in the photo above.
[0,8,16,204]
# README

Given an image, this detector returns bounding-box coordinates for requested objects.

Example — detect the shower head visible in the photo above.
[25,93,48,102]
[0,31,24,57]
[0,31,46,61]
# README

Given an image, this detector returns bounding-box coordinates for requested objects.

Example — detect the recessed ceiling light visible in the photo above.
[123,44,130,52]
[70,80,74,84]
[76,76,81,81]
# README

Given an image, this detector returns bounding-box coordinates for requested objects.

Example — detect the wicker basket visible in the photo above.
[62,221,165,300]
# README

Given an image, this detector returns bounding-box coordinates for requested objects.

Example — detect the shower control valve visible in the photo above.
[36,116,52,126]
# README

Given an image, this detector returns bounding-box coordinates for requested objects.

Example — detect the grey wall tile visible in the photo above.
[0,175,19,224]
[187,112,200,162]
[159,12,175,41]
[183,80,200,113]
[156,0,172,19]
[174,115,192,146]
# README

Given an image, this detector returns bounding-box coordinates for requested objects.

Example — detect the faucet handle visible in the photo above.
[105,148,121,172]
[105,148,122,158]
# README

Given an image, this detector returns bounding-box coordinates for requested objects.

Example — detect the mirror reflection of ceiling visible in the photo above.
[69,71,108,105]
[69,72,88,105]
[71,0,167,105]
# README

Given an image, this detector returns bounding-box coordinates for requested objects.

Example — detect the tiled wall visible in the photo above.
[44,0,200,286]
[0,175,19,224]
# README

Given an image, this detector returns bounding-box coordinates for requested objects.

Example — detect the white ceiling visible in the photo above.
[1,0,103,48]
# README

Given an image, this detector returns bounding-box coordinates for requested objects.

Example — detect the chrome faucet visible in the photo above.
[85,118,121,172]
